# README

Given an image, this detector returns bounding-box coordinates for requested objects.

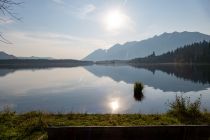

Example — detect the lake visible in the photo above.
[0,64,210,114]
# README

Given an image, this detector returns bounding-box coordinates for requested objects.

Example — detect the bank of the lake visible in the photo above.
[1,111,210,140]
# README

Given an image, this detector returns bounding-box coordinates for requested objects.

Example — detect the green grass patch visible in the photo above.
[1,111,210,140]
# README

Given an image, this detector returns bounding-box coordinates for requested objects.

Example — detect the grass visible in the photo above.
[0,112,180,140]
[0,96,210,140]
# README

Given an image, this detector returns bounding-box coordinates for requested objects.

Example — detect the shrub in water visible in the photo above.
[134,82,144,101]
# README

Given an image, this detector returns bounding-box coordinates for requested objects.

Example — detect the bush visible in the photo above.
[167,95,205,124]
[134,82,144,101]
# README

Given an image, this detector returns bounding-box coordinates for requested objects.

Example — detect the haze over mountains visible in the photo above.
[1,31,210,61]
[83,31,210,61]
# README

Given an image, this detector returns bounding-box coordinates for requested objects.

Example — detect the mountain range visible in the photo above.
[0,51,53,60]
[83,31,210,61]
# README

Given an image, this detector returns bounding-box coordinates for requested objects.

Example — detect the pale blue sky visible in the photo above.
[1,0,210,59]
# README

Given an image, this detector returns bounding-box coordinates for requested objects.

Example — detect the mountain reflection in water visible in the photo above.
[85,64,210,92]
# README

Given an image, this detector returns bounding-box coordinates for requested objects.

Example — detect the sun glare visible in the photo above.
[110,100,119,112]
[105,9,125,31]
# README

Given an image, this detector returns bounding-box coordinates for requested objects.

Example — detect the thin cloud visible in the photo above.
[122,0,128,6]
[2,31,112,59]
[0,17,14,24]
[79,4,96,19]
[51,0,64,4]
[54,3,96,20]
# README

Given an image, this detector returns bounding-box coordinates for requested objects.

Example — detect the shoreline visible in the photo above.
[1,111,210,139]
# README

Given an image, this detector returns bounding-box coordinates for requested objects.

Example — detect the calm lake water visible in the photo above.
[0,64,210,114]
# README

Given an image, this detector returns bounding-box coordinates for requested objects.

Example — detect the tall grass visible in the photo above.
[167,95,209,124]
[0,110,48,140]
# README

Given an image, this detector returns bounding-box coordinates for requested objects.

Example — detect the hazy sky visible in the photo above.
[0,0,210,59]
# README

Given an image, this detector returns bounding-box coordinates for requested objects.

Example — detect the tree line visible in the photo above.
[130,41,210,63]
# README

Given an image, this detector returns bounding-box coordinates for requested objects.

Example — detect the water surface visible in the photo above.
[0,65,210,114]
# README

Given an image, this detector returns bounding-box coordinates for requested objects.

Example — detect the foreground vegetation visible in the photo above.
[0,96,210,140]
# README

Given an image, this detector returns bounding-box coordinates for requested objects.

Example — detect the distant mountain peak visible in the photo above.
[0,51,16,59]
[83,31,210,61]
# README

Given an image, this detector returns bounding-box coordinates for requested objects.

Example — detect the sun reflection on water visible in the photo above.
[109,99,119,113]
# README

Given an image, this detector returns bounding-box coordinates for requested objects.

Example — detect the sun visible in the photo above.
[105,9,125,31]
